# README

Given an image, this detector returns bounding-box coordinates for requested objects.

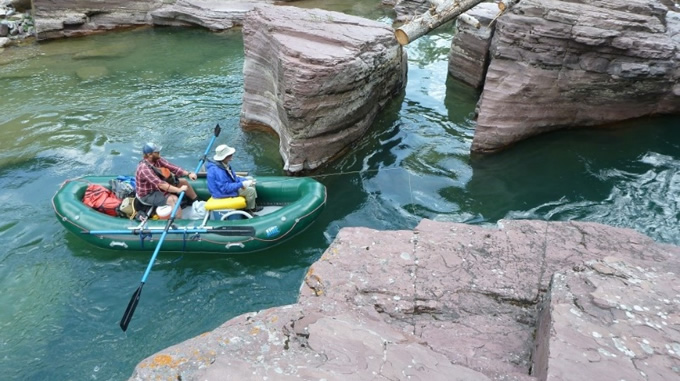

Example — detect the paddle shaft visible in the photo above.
[89,226,255,236]
[120,124,221,332]
[119,203,180,331]
[139,127,219,283]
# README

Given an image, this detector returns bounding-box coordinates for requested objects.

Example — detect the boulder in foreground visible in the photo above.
[129,219,680,380]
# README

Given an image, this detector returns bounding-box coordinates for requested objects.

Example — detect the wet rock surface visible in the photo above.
[32,0,164,40]
[129,219,680,380]
[393,0,430,22]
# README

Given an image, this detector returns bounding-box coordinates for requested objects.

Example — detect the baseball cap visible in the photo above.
[142,142,162,154]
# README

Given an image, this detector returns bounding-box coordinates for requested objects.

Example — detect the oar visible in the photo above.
[120,123,222,332]
[87,226,255,236]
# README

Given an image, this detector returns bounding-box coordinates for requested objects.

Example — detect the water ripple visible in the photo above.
[507,151,680,245]
[1,19,680,381]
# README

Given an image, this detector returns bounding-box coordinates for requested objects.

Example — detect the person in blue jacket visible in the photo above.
[206,144,262,213]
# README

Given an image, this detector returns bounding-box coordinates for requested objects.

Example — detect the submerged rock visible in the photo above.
[75,66,109,80]
[72,42,134,59]
[129,219,680,380]
[240,5,407,173]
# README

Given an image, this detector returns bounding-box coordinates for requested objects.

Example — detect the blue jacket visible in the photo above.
[206,160,245,198]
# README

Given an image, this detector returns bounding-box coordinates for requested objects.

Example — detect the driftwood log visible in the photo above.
[458,12,480,28]
[394,0,485,45]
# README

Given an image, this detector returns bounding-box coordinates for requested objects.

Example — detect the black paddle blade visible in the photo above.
[212,226,256,236]
[214,123,221,137]
[120,283,144,332]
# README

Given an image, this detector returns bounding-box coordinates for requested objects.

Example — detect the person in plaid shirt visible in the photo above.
[135,142,198,219]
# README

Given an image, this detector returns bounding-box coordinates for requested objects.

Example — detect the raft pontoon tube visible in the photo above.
[52,176,326,253]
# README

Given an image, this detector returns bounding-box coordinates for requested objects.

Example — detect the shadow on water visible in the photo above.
[443,75,481,129]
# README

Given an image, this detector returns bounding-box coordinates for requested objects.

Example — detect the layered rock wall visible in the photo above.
[393,0,431,22]
[150,0,274,30]
[31,0,273,40]
[240,5,407,173]
[33,0,163,40]
[129,219,680,380]
[448,2,499,88]
[472,0,680,153]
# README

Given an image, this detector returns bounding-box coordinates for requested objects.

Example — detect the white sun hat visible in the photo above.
[213,144,236,161]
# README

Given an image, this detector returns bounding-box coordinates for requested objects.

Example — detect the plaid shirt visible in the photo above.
[135,157,185,198]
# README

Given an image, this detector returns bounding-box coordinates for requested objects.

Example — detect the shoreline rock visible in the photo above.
[129,219,680,380]
[447,2,498,89]
[30,0,274,41]
[0,1,34,46]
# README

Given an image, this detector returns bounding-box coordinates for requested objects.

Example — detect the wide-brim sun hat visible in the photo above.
[213,144,236,161]
[143,142,162,155]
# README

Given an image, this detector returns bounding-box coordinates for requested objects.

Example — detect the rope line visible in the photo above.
[254,166,410,183]
[407,170,415,215]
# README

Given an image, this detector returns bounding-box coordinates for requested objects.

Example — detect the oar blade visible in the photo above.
[120,283,144,332]
[118,122,222,333]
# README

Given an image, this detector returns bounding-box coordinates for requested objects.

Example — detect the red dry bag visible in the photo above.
[83,184,122,217]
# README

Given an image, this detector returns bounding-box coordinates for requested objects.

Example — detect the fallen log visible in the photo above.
[497,0,520,11]
[394,0,486,45]
[429,0,449,13]
[490,0,518,27]
[458,13,480,29]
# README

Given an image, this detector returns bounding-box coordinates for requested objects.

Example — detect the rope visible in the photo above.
[253,166,411,184]
[407,169,415,215]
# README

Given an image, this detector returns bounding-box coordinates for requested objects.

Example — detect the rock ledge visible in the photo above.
[130,219,680,380]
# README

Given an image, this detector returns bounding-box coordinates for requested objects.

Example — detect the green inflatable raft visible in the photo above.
[52,176,326,253]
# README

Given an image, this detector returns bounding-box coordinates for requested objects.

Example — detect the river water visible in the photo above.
[1,2,679,380]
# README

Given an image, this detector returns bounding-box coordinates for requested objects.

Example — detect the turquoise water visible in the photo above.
[1,9,680,381]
